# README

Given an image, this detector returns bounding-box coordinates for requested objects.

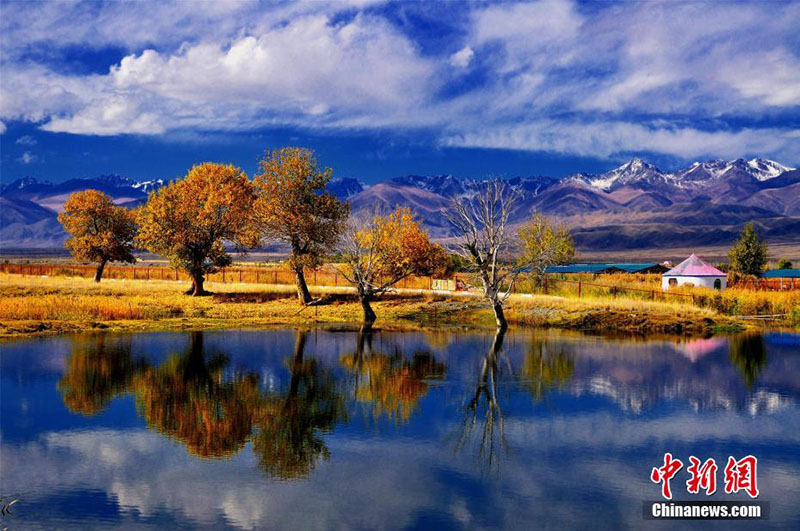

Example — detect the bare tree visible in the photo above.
[445,180,521,329]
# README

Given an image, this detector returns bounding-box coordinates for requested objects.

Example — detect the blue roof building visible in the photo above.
[762,269,800,278]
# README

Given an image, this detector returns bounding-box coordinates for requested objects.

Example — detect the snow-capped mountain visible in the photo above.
[94,174,137,187]
[571,158,673,191]
[675,158,794,184]
[132,179,165,193]
[743,158,793,180]
[0,174,164,249]
[2,157,798,250]
[387,174,557,199]
[573,157,794,191]
[0,176,42,194]
[674,160,730,182]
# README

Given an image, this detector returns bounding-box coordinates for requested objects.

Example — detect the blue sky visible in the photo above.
[1,0,799,184]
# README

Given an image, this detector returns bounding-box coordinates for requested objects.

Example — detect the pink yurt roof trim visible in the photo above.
[663,254,726,277]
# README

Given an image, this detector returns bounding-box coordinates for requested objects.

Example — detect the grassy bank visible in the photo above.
[0,273,752,338]
[523,273,800,324]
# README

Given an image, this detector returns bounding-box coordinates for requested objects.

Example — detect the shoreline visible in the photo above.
[0,273,760,340]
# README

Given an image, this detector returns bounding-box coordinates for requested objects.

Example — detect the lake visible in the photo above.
[1,328,798,529]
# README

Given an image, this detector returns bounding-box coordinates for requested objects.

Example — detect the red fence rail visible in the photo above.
[0,263,443,290]
[729,278,799,291]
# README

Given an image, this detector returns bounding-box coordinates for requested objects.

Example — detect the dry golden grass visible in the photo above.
[0,272,755,338]
[519,273,800,324]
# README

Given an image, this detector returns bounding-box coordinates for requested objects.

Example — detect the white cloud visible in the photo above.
[15,134,36,145]
[442,121,800,162]
[0,0,798,162]
[0,120,6,134]
[449,46,474,68]
[10,12,436,136]
[18,151,37,164]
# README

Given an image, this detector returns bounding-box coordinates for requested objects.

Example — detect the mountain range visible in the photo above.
[2,158,798,251]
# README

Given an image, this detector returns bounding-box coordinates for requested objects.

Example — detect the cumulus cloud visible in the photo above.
[6,11,436,136]
[0,0,798,162]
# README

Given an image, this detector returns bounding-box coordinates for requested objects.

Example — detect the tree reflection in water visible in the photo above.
[455,329,509,472]
[133,332,260,458]
[251,331,346,480]
[58,334,145,416]
[523,339,575,402]
[729,334,768,389]
[340,332,446,423]
[59,330,348,479]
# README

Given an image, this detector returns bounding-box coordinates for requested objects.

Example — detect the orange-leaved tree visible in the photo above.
[253,147,349,304]
[136,163,259,296]
[338,207,448,330]
[58,189,138,282]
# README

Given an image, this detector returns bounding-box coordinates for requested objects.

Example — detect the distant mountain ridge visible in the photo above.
[2,157,798,250]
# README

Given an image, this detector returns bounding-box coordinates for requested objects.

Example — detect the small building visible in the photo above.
[662,254,727,290]
[762,268,800,279]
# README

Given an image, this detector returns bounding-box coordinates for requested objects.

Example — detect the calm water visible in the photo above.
[1,328,798,530]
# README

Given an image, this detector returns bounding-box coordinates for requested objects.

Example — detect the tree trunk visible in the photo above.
[187,271,206,296]
[294,266,313,305]
[493,302,507,330]
[94,260,107,282]
[360,295,377,332]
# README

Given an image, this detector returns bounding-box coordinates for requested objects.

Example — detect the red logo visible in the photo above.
[652,454,759,499]
[724,455,759,498]
[686,456,718,495]
[651,453,684,500]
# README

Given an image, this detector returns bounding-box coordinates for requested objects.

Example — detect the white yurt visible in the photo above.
[662,254,727,290]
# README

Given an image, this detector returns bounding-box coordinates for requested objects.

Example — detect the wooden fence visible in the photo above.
[0,263,444,290]
[528,276,697,303]
[729,277,799,291]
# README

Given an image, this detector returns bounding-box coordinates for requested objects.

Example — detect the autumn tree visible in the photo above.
[338,207,448,331]
[137,163,259,296]
[445,180,520,330]
[518,213,575,283]
[254,147,349,305]
[58,190,137,282]
[728,222,769,276]
[777,258,793,269]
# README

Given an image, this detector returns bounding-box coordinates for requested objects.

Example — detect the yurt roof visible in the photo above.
[663,254,726,277]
